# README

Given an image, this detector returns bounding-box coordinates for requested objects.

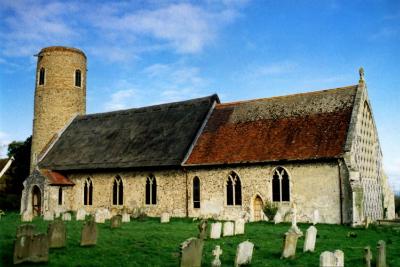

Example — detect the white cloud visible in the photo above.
[0,131,11,158]
[104,88,137,111]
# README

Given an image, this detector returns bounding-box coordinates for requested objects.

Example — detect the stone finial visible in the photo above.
[359,67,365,83]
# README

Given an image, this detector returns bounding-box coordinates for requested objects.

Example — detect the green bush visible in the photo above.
[263,200,278,220]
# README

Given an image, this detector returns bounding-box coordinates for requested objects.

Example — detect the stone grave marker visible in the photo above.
[111,215,122,228]
[47,220,66,248]
[122,213,130,223]
[43,211,54,221]
[161,212,170,223]
[210,222,222,239]
[377,240,386,267]
[62,212,72,221]
[274,212,282,224]
[364,216,371,229]
[320,251,336,267]
[303,225,317,252]
[16,224,36,238]
[281,229,302,259]
[334,250,344,267]
[21,211,33,222]
[211,245,222,267]
[223,221,234,237]
[76,208,86,221]
[179,237,204,267]
[234,240,254,267]
[312,209,320,225]
[95,209,106,223]
[364,246,372,267]
[234,218,245,235]
[198,219,208,240]
[14,233,49,264]
[80,219,97,246]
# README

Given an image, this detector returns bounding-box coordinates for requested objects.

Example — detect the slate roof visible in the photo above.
[184,85,358,165]
[39,95,219,170]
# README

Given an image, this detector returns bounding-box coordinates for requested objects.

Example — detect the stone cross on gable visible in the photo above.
[211,245,223,267]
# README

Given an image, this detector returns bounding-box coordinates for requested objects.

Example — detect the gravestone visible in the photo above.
[16,224,36,238]
[377,240,386,267]
[80,219,97,246]
[21,211,33,222]
[274,212,282,224]
[47,220,66,248]
[303,226,317,252]
[95,209,106,223]
[281,230,301,259]
[122,213,130,223]
[111,215,122,228]
[76,208,86,221]
[223,221,234,237]
[364,217,371,229]
[234,240,254,267]
[320,251,336,267]
[234,219,245,235]
[210,222,222,239]
[14,235,31,264]
[43,211,54,221]
[179,237,204,267]
[364,246,372,267]
[334,250,344,267]
[290,203,303,235]
[62,212,72,221]
[211,245,222,267]
[312,210,320,225]
[198,219,208,240]
[14,233,49,264]
[161,212,170,223]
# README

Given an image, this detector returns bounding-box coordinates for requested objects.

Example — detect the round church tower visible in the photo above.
[30,46,86,171]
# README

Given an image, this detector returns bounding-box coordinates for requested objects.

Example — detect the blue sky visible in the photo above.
[0,0,399,191]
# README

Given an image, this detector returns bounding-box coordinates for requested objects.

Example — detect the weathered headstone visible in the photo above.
[43,211,54,221]
[320,251,336,267]
[80,219,97,246]
[210,222,222,239]
[14,233,49,264]
[281,230,301,259]
[274,212,282,224]
[303,225,317,252]
[334,250,344,267]
[76,208,86,221]
[234,219,245,235]
[234,240,254,267]
[161,212,170,223]
[377,240,386,267]
[179,237,204,267]
[223,221,234,237]
[211,245,222,267]
[62,212,72,221]
[14,235,31,264]
[110,215,122,228]
[290,203,303,235]
[122,213,130,223]
[312,209,320,225]
[21,211,33,222]
[16,224,36,238]
[47,220,66,248]
[364,246,372,267]
[95,209,106,223]
[198,219,208,240]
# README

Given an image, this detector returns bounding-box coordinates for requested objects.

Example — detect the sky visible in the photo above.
[0,0,399,192]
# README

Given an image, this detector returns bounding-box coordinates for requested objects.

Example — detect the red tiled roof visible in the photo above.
[185,85,358,165]
[41,169,75,186]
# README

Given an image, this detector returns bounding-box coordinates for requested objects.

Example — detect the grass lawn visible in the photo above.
[1,212,399,266]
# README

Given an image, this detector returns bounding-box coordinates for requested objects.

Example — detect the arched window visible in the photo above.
[39,68,45,85]
[193,176,200,208]
[83,178,93,205]
[58,187,63,205]
[75,69,81,87]
[226,172,242,206]
[272,167,290,202]
[112,175,123,205]
[145,175,157,205]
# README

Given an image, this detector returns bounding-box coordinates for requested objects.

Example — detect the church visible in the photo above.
[20,46,395,225]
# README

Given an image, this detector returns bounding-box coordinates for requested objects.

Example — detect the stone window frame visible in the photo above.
[83,177,93,206]
[226,171,242,206]
[193,176,201,209]
[112,175,124,206]
[145,174,157,205]
[38,67,45,86]
[271,166,291,203]
[74,69,82,87]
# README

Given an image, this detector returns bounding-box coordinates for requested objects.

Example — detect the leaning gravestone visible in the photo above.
[303,225,317,252]
[122,213,130,223]
[274,212,282,224]
[14,233,49,264]
[62,212,72,221]
[179,237,204,267]
[76,208,86,221]
[81,219,97,246]
[210,222,222,239]
[364,246,372,267]
[16,224,36,238]
[281,229,302,259]
[47,220,66,248]
[111,215,122,228]
[234,240,254,267]
[234,218,245,235]
[223,221,234,237]
[161,212,170,223]
[211,245,223,267]
[198,219,208,240]
[377,240,386,267]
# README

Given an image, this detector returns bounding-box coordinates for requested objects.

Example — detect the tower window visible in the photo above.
[226,171,242,206]
[112,175,123,205]
[39,68,45,85]
[193,176,200,209]
[75,69,81,87]
[145,175,157,205]
[272,167,290,202]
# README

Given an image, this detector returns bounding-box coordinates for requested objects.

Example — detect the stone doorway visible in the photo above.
[32,185,41,216]
[253,195,264,221]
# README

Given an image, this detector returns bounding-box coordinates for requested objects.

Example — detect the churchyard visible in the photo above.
[0,212,399,266]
